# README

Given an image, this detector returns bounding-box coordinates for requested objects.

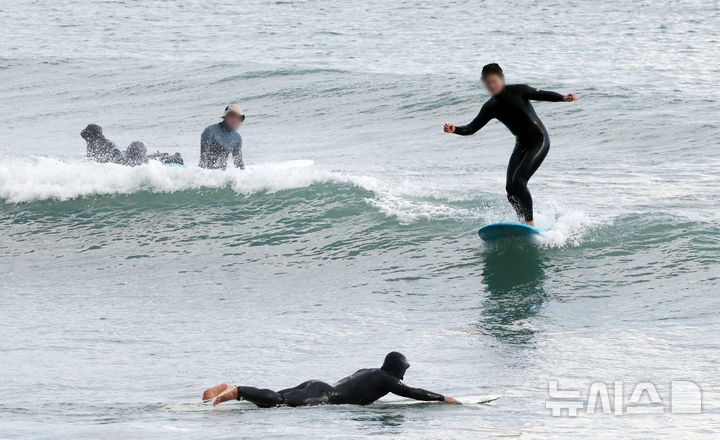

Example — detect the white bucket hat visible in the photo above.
[222,104,245,120]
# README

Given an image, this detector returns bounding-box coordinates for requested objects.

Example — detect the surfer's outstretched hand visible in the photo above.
[443,396,462,404]
[443,123,456,133]
[563,93,578,102]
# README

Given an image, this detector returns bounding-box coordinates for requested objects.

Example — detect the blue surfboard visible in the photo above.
[477,222,542,241]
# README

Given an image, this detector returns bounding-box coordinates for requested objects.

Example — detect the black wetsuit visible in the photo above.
[235,352,444,408]
[453,84,563,222]
[81,124,123,163]
[81,124,184,166]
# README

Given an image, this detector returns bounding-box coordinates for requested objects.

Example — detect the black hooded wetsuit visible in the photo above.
[453,84,564,222]
[235,352,444,408]
[81,124,184,166]
[81,124,123,163]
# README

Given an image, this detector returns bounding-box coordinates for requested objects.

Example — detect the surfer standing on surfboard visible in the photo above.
[202,352,461,407]
[444,63,578,226]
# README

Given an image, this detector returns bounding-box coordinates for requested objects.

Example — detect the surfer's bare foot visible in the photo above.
[213,386,238,406]
[525,220,536,227]
[202,383,236,405]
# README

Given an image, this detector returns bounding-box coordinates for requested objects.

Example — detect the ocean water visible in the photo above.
[1,0,719,438]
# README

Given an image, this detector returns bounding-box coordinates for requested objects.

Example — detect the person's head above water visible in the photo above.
[221,104,246,131]
[81,124,104,141]
[125,141,147,165]
[381,351,410,380]
[481,63,505,96]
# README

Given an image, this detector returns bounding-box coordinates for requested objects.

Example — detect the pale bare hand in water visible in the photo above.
[443,396,462,404]
[563,93,578,102]
[443,123,455,133]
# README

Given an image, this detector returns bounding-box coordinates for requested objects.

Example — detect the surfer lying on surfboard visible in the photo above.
[202,352,461,407]
[444,63,578,226]
[81,124,185,166]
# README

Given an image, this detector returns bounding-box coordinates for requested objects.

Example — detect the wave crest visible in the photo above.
[0,157,326,203]
[0,156,600,248]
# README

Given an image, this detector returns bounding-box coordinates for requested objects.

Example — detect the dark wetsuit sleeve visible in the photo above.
[236,386,284,408]
[387,379,444,402]
[520,84,564,102]
[106,141,123,164]
[453,101,494,135]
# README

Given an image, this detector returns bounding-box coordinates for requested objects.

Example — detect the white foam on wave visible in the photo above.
[0,156,330,203]
[364,191,484,223]
[365,196,450,223]
[525,196,607,248]
[0,156,467,223]
[358,176,605,248]
[536,210,603,248]
[340,174,491,223]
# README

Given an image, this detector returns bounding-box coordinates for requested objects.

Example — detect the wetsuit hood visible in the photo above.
[381,352,410,380]
[81,124,103,141]
[126,141,147,158]
[125,141,147,166]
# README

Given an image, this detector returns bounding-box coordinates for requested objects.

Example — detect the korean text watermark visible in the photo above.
[546,380,702,416]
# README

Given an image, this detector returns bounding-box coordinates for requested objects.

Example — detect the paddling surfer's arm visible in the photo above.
[386,377,461,404]
[444,101,494,135]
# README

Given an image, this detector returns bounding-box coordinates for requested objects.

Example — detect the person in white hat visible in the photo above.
[199,104,246,169]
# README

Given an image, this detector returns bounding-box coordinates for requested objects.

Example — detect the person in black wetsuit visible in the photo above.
[81,124,184,166]
[201,352,461,407]
[444,63,578,226]
[81,124,123,163]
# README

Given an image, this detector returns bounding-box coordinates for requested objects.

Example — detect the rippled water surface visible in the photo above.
[1,0,719,438]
